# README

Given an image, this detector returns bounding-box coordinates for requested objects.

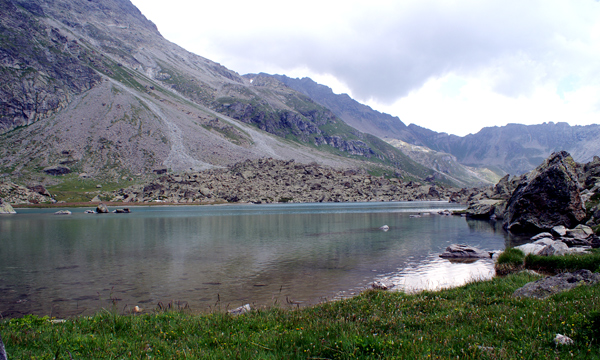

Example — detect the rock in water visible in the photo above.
[439,244,490,259]
[0,198,16,214]
[513,269,600,299]
[54,210,72,215]
[96,203,109,213]
[379,225,389,231]
[503,151,586,234]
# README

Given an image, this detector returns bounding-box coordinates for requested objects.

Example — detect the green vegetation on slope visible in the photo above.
[2,272,599,359]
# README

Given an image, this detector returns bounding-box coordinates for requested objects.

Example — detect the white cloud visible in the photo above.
[131,0,600,136]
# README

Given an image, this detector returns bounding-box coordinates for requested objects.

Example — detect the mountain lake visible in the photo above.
[0,201,528,318]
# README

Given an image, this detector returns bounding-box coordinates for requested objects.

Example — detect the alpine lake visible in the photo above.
[0,201,528,318]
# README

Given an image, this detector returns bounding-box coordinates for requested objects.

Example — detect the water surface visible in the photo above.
[0,202,520,318]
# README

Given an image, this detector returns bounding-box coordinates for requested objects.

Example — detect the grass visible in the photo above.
[1,273,600,359]
[495,248,526,275]
[525,249,600,274]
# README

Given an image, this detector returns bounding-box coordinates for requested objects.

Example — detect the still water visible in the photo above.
[0,202,521,318]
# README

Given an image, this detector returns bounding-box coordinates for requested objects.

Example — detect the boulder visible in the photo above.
[532,238,556,247]
[566,224,594,239]
[531,232,554,241]
[43,165,71,176]
[551,225,568,238]
[0,198,16,214]
[513,269,600,299]
[465,202,496,219]
[96,203,109,213]
[503,151,586,234]
[379,225,389,231]
[514,243,546,256]
[561,237,591,248]
[591,236,600,249]
[54,210,72,215]
[114,208,131,213]
[538,241,569,256]
[439,244,491,259]
[28,185,51,197]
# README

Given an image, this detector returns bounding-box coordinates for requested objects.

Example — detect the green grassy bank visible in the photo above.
[1,272,599,359]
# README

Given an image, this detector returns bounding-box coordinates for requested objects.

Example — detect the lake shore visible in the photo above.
[1,269,599,359]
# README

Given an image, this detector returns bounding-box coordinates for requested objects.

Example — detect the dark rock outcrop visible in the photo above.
[503,151,586,234]
[513,270,600,299]
[43,166,72,176]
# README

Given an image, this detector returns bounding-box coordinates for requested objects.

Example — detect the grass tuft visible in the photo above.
[495,248,525,276]
[524,249,600,274]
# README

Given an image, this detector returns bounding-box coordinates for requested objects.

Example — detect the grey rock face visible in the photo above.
[439,244,490,259]
[503,151,586,234]
[513,270,600,299]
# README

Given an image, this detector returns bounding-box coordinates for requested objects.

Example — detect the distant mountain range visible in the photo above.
[270,74,600,176]
[0,0,598,189]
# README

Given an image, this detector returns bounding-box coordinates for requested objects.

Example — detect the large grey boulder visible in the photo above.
[538,241,569,256]
[439,244,491,259]
[513,270,600,299]
[96,203,109,213]
[0,198,16,214]
[503,151,586,234]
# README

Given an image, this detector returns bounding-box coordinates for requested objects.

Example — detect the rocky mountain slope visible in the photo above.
[270,75,600,177]
[0,0,438,186]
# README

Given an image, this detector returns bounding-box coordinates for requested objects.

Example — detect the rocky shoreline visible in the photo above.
[108,158,462,204]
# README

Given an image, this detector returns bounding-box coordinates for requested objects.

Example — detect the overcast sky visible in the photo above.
[130,0,600,136]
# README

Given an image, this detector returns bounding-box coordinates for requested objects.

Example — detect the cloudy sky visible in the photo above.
[130,0,600,136]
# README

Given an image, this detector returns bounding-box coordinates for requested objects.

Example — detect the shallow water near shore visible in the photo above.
[0,201,524,318]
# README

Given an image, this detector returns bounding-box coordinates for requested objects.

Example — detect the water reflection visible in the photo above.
[0,202,518,318]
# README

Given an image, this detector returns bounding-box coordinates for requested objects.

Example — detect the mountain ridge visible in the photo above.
[0,0,439,186]
[268,74,600,176]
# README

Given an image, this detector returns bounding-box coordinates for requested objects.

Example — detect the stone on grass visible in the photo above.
[228,304,251,316]
[554,334,574,346]
[513,269,600,299]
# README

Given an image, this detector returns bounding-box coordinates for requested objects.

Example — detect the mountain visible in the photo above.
[0,0,437,185]
[269,75,600,177]
[407,122,600,175]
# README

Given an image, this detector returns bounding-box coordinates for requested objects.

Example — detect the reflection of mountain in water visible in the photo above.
[2,203,517,318]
